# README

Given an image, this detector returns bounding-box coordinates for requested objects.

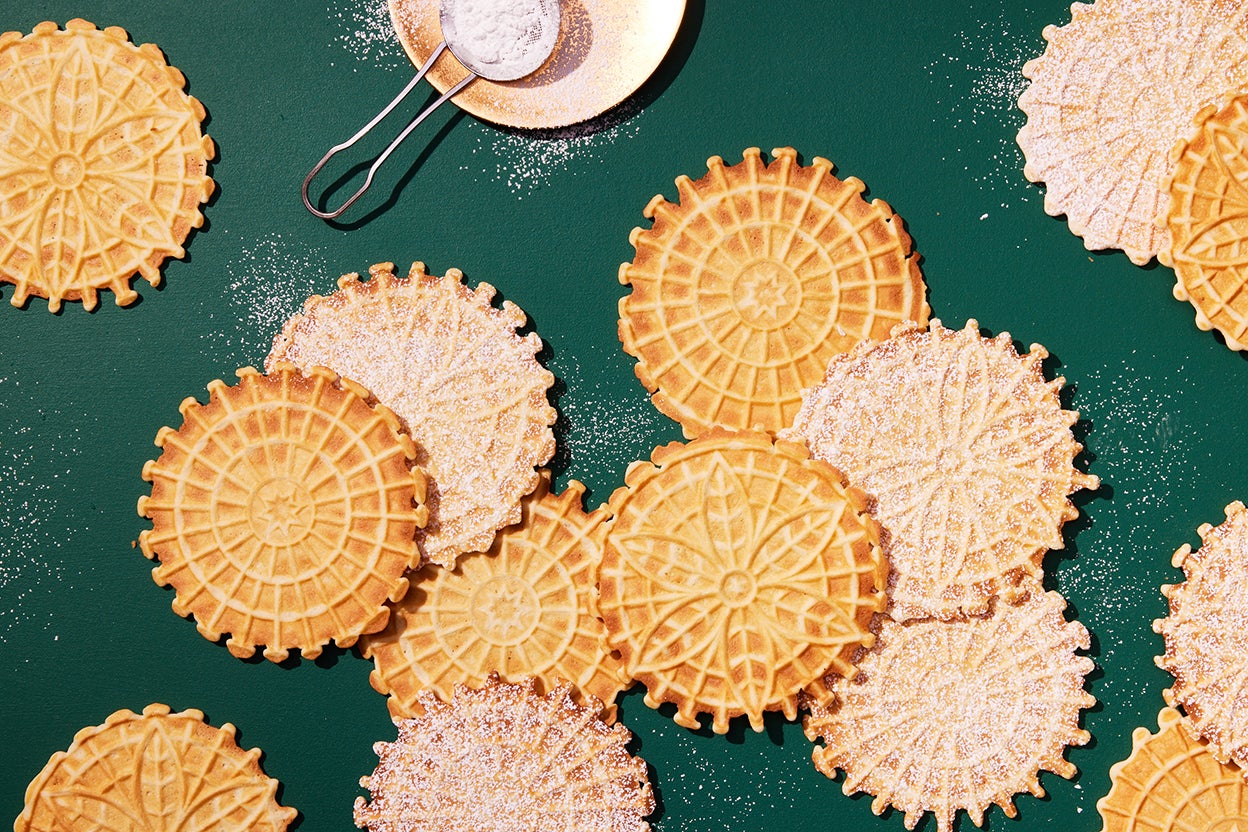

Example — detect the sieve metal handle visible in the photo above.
[301,42,477,220]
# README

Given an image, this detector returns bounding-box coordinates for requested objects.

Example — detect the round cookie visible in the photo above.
[0,19,214,310]
[269,261,556,568]
[1017,0,1248,264]
[783,319,1098,621]
[363,472,628,719]
[1161,91,1248,351]
[1097,707,1248,832]
[138,365,426,662]
[805,591,1095,832]
[354,676,654,832]
[1155,499,1248,776]
[598,427,885,734]
[619,146,927,437]
[16,703,296,832]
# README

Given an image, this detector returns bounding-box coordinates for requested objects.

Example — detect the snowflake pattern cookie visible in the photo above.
[16,704,296,832]
[805,591,1094,832]
[269,261,556,567]
[783,319,1098,621]
[598,427,885,733]
[0,20,214,310]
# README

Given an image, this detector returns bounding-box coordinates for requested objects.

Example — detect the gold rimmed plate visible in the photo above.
[388,0,686,129]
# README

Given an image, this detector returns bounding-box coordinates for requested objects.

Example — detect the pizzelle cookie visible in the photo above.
[804,591,1095,832]
[1097,707,1248,832]
[363,471,629,719]
[16,703,296,832]
[1155,500,1248,775]
[1016,0,1248,264]
[353,676,655,832]
[0,20,214,311]
[619,146,928,437]
[598,427,886,734]
[1161,92,1248,350]
[138,364,427,662]
[268,261,556,567]
[782,319,1098,621]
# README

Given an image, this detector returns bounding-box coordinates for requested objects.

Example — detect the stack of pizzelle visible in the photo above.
[614,148,1100,832]
[131,260,656,831]
[1016,0,1248,351]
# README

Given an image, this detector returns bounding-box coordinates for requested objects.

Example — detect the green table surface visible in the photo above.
[2,1,1243,830]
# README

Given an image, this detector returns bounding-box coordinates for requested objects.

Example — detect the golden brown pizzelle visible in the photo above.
[598,427,885,734]
[16,703,297,832]
[619,146,927,437]
[1096,707,1248,832]
[805,590,1094,832]
[363,471,629,720]
[0,19,214,310]
[782,319,1098,621]
[268,261,556,568]
[353,676,655,832]
[1161,91,1248,351]
[138,364,426,662]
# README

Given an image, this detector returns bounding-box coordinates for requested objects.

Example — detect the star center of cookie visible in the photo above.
[48,152,86,189]
[718,569,758,608]
[247,477,315,547]
[731,260,800,329]
[470,575,540,645]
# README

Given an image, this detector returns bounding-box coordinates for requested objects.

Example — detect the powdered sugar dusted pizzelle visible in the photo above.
[1016,0,1248,264]
[138,365,426,662]
[363,472,629,720]
[1161,91,1248,350]
[268,261,556,567]
[1097,707,1248,832]
[16,703,296,832]
[599,427,885,734]
[805,591,1094,832]
[1155,500,1248,776]
[353,676,654,832]
[619,146,927,437]
[783,319,1098,621]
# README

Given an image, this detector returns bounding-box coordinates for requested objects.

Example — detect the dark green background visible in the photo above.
[1,1,1241,829]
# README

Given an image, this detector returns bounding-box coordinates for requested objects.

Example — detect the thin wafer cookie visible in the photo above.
[363,471,629,719]
[1161,91,1248,350]
[353,676,655,832]
[16,703,296,832]
[268,262,556,567]
[138,365,426,662]
[1155,500,1248,776]
[598,427,885,734]
[1016,0,1248,264]
[0,19,214,310]
[805,591,1094,832]
[1097,707,1248,832]
[619,146,927,437]
[783,319,1098,621]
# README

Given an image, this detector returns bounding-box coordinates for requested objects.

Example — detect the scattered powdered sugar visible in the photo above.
[649,725,801,831]
[925,9,1034,204]
[548,342,671,494]
[199,232,334,367]
[0,377,81,643]
[327,0,407,71]
[1052,357,1207,711]
[461,106,646,195]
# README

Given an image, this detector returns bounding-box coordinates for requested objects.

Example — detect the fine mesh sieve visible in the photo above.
[302,0,561,220]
